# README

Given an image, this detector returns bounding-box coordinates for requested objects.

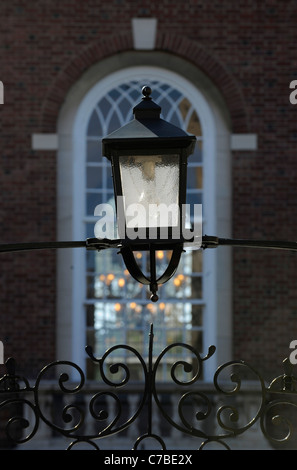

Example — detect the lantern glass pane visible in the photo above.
[119,154,180,228]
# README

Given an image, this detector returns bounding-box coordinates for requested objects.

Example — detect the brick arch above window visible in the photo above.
[40,33,249,133]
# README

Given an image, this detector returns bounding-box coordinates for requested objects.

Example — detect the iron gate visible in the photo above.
[0,324,296,450]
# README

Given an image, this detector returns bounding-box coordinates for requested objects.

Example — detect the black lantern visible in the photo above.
[102,86,196,301]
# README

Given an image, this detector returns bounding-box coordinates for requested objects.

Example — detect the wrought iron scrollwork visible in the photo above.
[259,358,297,448]
[152,340,216,446]
[0,325,297,449]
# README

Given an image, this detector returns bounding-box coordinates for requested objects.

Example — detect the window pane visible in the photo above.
[86,304,95,327]
[187,110,202,137]
[87,110,102,136]
[178,97,191,120]
[108,110,121,133]
[105,167,114,189]
[186,191,202,207]
[190,330,203,354]
[191,304,203,327]
[86,192,101,216]
[187,165,203,190]
[86,273,136,299]
[86,166,102,189]
[190,276,202,299]
[188,141,203,164]
[98,96,112,120]
[87,139,101,162]
[127,330,144,353]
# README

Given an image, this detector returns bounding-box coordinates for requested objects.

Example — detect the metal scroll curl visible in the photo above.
[0,358,37,445]
[260,400,297,446]
[259,358,297,448]
[33,360,86,438]
[0,398,38,445]
[213,360,267,440]
[151,341,217,443]
[85,343,148,438]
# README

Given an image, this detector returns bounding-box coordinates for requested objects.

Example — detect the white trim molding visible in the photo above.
[32,133,58,150]
[231,133,258,151]
[132,18,157,50]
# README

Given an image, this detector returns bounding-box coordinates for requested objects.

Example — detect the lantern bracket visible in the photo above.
[120,244,184,302]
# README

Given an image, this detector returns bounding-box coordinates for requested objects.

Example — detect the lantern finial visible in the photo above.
[142,86,152,99]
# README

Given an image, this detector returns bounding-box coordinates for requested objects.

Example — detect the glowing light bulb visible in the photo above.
[107,273,115,284]
[118,278,125,287]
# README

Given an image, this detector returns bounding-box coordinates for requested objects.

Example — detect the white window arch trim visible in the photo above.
[57,65,232,382]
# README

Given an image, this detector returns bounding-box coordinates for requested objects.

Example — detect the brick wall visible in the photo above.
[1,0,297,379]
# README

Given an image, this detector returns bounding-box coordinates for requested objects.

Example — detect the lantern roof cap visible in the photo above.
[102,86,196,158]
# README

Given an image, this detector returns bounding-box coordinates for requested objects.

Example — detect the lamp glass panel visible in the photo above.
[119,154,180,228]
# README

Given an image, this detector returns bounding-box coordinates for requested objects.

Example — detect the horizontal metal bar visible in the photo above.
[218,238,297,251]
[1,236,297,253]
[0,238,123,253]
[0,241,87,253]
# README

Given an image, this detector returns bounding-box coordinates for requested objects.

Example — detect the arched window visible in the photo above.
[57,61,232,382]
